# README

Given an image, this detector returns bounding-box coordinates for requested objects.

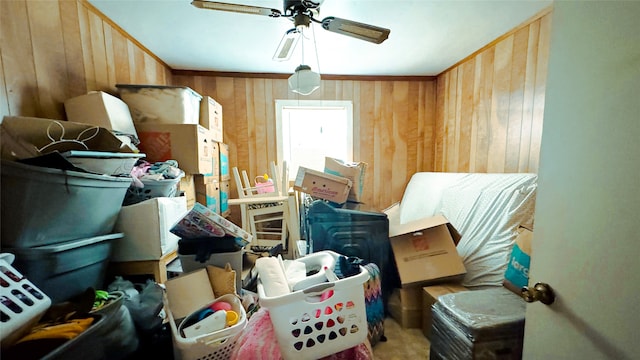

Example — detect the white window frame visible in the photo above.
[275,100,354,180]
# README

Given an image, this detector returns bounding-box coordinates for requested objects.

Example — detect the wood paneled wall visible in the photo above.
[0,0,171,120]
[435,10,551,173]
[171,75,436,210]
[1,0,551,213]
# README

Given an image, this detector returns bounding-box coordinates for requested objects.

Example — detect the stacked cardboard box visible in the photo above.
[384,203,467,329]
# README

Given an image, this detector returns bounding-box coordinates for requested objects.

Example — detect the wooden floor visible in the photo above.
[372,316,431,359]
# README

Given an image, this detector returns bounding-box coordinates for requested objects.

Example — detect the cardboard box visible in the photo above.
[211,141,220,181]
[179,174,196,209]
[112,197,187,261]
[64,91,138,137]
[219,142,229,181]
[293,166,353,204]
[388,288,422,329]
[324,157,367,203]
[135,123,214,175]
[385,203,466,288]
[200,96,223,142]
[0,116,135,161]
[503,226,533,296]
[195,174,221,214]
[164,268,215,320]
[220,180,230,217]
[422,283,469,339]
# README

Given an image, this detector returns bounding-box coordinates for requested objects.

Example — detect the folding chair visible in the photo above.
[229,161,290,251]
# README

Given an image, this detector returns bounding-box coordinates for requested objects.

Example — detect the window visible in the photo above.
[276,100,353,181]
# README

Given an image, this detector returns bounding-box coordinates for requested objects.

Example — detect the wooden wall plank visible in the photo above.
[1,0,38,117]
[504,27,529,173]
[487,35,513,173]
[60,0,88,99]
[28,0,68,119]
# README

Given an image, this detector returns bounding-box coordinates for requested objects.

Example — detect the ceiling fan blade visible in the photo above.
[321,16,390,44]
[191,0,282,17]
[273,28,301,61]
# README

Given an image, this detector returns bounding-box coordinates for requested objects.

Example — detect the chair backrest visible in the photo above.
[232,161,289,199]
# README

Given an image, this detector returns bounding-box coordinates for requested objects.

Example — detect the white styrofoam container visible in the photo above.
[116,84,202,125]
[0,253,52,348]
[112,197,187,262]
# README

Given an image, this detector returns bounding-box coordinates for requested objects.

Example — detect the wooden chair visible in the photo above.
[229,161,291,251]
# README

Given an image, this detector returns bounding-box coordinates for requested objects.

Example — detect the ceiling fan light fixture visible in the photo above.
[273,29,301,61]
[288,65,320,95]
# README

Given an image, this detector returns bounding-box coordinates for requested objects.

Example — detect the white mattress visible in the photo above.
[399,172,537,287]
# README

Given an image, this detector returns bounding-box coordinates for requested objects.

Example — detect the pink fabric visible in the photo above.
[231,307,372,360]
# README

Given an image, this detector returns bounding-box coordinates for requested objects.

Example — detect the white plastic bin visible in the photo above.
[257,252,370,360]
[0,160,132,248]
[116,84,202,125]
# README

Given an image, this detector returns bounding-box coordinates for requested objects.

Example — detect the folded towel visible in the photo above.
[256,257,290,297]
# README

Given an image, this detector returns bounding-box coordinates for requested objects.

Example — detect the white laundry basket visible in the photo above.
[0,253,51,348]
[165,293,247,360]
[257,252,370,360]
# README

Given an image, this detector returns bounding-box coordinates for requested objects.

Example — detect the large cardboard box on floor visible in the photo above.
[422,283,469,339]
[388,287,423,329]
[135,123,214,175]
[385,203,466,287]
[112,196,188,261]
[293,166,352,204]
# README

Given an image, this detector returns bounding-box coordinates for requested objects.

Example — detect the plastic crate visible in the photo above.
[123,173,183,206]
[165,293,247,360]
[0,253,51,348]
[257,252,370,360]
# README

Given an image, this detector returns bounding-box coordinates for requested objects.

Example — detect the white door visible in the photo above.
[523,2,640,359]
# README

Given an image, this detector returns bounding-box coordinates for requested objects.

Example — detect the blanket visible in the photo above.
[230,307,372,359]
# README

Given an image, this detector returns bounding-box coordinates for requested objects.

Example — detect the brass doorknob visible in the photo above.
[521,282,555,305]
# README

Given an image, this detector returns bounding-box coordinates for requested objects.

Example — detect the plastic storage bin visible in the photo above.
[1,160,132,248]
[257,252,370,360]
[165,293,247,360]
[4,233,123,304]
[123,171,184,206]
[429,287,526,360]
[0,253,52,348]
[305,200,399,311]
[116,84,202,125]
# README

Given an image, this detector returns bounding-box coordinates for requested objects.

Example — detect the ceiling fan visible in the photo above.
[191,0,391,61]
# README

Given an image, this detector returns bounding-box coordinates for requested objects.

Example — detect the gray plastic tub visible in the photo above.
[5,233,123,304]
[1,160,132,248]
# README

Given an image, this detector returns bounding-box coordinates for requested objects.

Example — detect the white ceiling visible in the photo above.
[88,0,553,77]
